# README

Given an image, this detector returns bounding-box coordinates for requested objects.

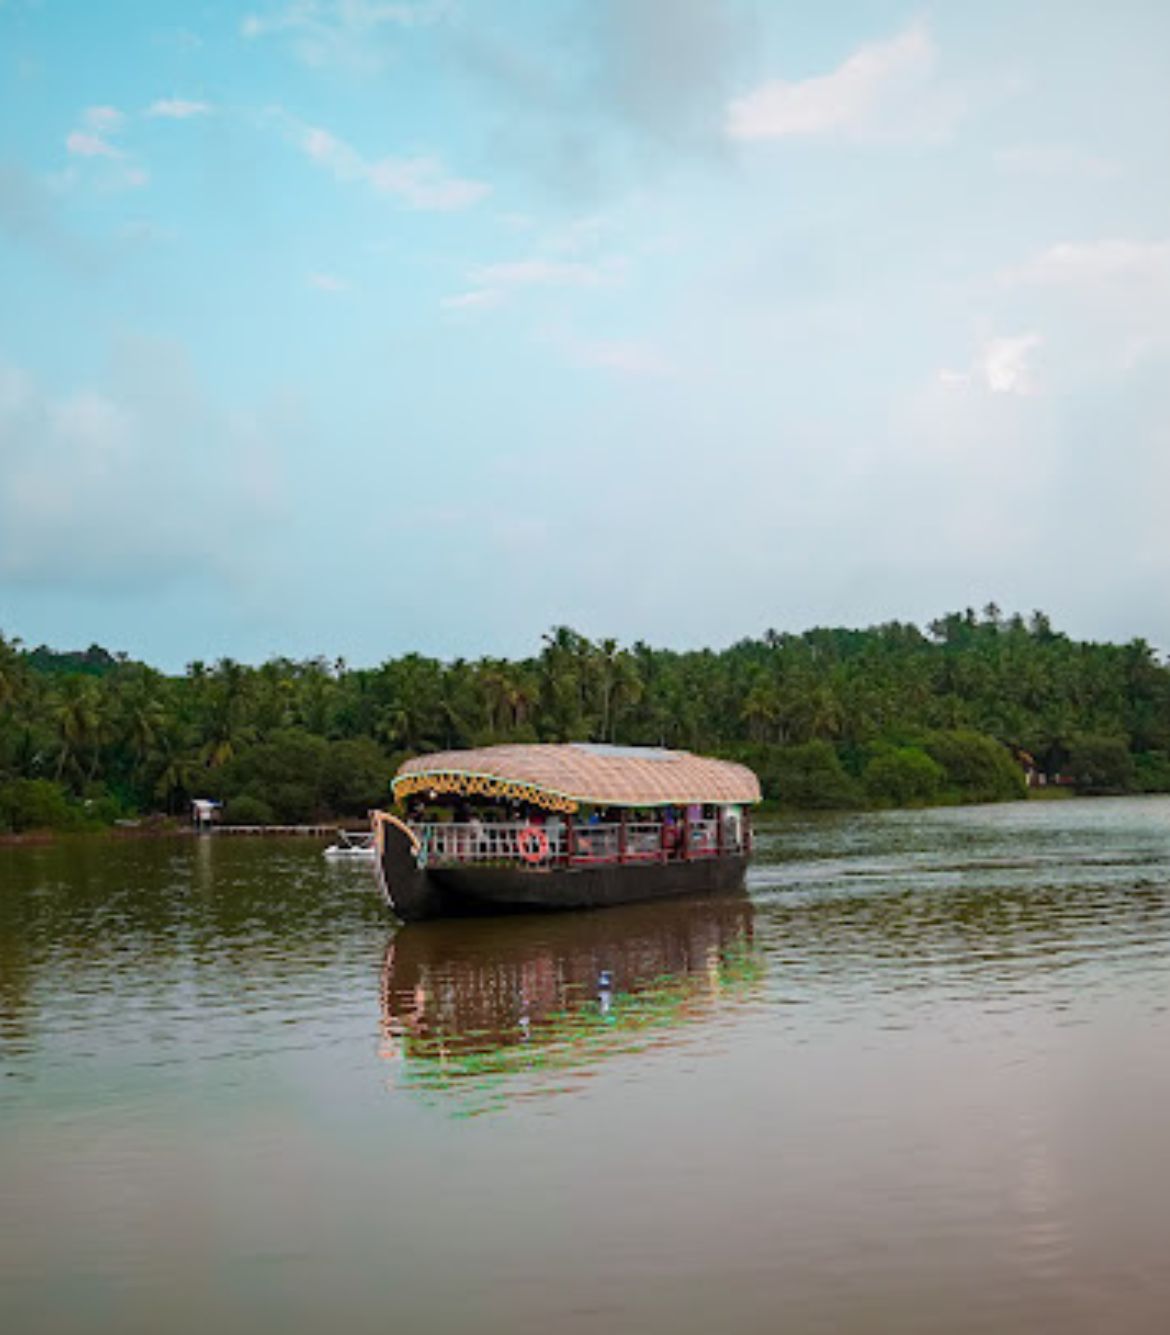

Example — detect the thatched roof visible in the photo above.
[392,743,761,814]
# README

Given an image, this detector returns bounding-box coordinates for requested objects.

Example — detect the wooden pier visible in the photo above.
[209,824,364,837]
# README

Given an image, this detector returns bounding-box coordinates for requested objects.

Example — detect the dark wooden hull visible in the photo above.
[375,816,749,921]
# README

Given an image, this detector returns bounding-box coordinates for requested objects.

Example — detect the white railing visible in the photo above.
[688,818,720,856]
[569,823,621,862]
[415,822,550,865]
[625,821,666,860]
[409,816,745,867]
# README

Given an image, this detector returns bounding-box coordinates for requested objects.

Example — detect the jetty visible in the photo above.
[210,824,362,837]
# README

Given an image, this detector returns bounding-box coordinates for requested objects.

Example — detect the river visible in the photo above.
[3,797,1169,1334]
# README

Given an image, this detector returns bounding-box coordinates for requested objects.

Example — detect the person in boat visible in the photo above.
[546,811,565,858]
[469,811,485,858]
[661,806,680,855]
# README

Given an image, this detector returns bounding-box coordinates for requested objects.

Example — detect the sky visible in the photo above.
[1,0,1169,669]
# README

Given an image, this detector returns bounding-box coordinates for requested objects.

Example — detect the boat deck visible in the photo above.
[411,817,748,869]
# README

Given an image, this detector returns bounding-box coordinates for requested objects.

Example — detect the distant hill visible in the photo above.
[24,644,127,677]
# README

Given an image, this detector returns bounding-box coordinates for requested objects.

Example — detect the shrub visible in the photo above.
[925,730,1026,803]
[212,730,392,822]
[1066,735,1134,794]
[321,737,392,815]
[0,779,79,832]
[1134,751,1170,793]
[214,730,329,822]
[227,794,276,825]
[80,783,132,826]
[766,741,862,809]
[863,746,946,807]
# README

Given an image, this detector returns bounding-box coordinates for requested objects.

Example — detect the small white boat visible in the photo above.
[323,830,376,861]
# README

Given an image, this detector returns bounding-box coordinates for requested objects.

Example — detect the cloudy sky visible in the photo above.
[2,1,1168,668]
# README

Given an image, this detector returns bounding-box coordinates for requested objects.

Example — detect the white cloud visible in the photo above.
[471,257,622,289]
[147,98,212,119]
[308,271,349,292]
[440,289,501,312]
[243,0,437,36]
[936,368,971,390]
[66,108,127,158]
[84,106,124,133]
[993,145,1119,180]
[299,124,487,210]
[998,240,1170,377]
[66,131,120,159]
[63,104,147,187]
[0,345,286,589]
[982,333,1042,394]
[940,333,1042,397]
[156,28,204,52]
[242,0,316,38]
[441,253,625,312]
[1005,239,1170,288]
[242,0,447,71]
[726,22,942,141]
[559,334,673,377]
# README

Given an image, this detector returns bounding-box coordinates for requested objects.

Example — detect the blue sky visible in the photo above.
[2,0,1169,668]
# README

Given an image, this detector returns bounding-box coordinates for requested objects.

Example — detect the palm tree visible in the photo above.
[607,650,643,743]
[0,633,25,707]
[595,638,622,742]
[52,677,101,784]
[540,626,596,740]
[741,678,781,743]
[296,663,335,736]
[119,677,168,786]
[150,728,200,813]
[246,659,292,738]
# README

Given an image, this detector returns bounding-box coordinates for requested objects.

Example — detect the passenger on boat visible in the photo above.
[546,812,565,858]
[662,807,681,855]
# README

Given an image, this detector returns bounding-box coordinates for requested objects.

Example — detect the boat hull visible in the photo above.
[374,815,749,921]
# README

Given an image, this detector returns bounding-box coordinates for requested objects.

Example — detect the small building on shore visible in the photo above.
[191,798,223,830]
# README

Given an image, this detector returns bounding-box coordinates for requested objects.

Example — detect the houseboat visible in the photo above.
[370,742,761,920]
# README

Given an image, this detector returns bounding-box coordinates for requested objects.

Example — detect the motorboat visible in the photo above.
[323,829,376,861]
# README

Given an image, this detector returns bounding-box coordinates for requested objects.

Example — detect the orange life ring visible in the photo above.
[516,826,549,864]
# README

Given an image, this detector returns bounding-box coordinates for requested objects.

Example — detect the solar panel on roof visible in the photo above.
[569,743,677,762]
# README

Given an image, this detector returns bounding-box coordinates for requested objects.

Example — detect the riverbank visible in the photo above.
[0,819,187,847]
[0,819,370,846]
[0,785,1145,847]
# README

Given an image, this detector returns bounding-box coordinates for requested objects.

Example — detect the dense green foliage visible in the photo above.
[862,745,948,807]
[924,730,1027,804]
[2,606,1169,830]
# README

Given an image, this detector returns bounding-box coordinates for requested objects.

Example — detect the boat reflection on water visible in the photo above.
[380,894,760,1111]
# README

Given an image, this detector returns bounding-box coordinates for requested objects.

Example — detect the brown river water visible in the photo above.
[2,797,1170,1334]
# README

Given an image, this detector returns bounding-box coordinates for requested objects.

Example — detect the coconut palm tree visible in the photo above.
[52,677,101,785]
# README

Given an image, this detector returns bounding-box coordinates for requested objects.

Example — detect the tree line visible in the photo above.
[2,606,1169,832]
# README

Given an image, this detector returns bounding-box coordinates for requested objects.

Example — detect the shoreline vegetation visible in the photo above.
[3,606,1169,838]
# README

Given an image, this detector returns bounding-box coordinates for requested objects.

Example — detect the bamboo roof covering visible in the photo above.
[392,743,761,814]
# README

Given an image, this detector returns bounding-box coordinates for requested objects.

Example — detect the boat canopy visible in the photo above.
[392,743,761,814]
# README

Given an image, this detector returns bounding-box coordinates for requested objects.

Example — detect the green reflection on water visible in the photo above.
[379,896,762,1114]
